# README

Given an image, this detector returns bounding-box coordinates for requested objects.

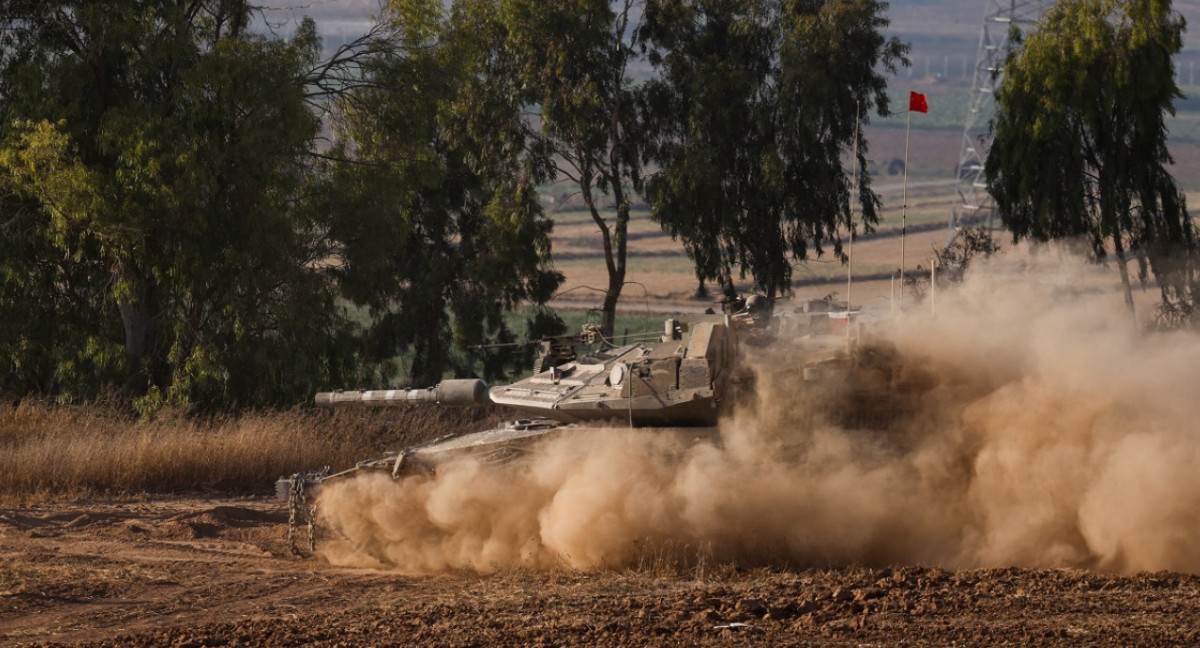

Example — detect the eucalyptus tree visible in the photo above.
[507,0,645,340]
[640,0,908,299]
[0,1,361,409]
[986,0,1196,319]
[404,0,642,340]
[320,0,564,386]
[0,189,119,396]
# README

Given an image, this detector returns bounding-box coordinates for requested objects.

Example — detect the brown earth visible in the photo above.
[4,495,1200,647]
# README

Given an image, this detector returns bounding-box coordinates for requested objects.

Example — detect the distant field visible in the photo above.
[547,205,953,312]
[544,131,969,312]
[541,0,1200,311]
[546,107,1200,314]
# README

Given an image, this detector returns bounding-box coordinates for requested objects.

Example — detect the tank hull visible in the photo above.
[276,418,720,506]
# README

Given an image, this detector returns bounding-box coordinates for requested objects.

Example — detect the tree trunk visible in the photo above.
[599,65,630,343]
[1112,229,1137,322]
[117,287,156,395]
[601,198,629,341]
[412,291,447,387]
[580,176,626,341]
[597,228,626,341]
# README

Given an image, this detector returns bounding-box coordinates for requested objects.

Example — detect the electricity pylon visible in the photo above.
[949,0,1047,236]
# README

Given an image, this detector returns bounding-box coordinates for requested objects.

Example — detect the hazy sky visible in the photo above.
[260,0,379,46]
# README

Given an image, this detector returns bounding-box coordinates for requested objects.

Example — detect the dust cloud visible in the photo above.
[318,248,1200,574]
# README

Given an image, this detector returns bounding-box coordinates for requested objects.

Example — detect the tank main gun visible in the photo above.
[315,379,490,408]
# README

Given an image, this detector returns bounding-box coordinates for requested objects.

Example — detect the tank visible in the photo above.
[278,308,778,553]
[278,296,879,487]
[276,297,901,554]
[279,312,748,499]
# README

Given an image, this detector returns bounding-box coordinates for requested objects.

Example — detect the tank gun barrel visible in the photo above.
[315,379,491,408]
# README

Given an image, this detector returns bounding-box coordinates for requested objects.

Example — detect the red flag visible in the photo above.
[909,91,928,114]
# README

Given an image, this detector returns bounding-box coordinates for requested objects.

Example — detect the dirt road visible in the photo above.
[3,495,1200,647]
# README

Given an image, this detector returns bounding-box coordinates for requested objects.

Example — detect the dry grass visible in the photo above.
[0,401,504,504]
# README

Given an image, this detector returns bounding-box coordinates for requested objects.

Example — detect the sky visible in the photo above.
[259,0,379,49]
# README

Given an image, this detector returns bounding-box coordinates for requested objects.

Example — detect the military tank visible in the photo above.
[277,293,879,489]
[279,302,762,498]
[276,296,913,554]
[276,301,788,552]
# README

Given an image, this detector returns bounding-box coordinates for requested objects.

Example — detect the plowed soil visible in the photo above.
[3,496,1200,648]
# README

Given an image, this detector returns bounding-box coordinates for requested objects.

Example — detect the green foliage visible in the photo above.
[986,0,1199,319]
[640,0,909,299]
[442,0,644,339]
[320,0,564,387]
[903,227,1001,301]
[0,188,126,398]
[0,1,363,410]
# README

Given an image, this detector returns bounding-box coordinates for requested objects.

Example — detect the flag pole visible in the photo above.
[900,105,911,315]
[899,91,927,319]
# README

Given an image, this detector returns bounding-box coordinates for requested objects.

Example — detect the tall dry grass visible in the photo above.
[0,401,503,503]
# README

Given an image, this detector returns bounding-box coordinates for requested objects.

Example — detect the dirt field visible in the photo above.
[5,218,1196,648]
[3,494,1200,648]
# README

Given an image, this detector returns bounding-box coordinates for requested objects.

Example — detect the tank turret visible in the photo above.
[310,318,738,428]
